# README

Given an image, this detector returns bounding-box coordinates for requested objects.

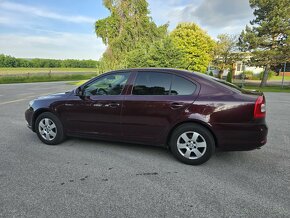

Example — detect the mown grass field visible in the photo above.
[0,73,97,84]
[244,85,290,93]
[0,67,97,75]
[0,67,100,84]
[270,75,290,81]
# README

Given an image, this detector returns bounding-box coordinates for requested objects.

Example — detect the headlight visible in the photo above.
[28,100,35,109]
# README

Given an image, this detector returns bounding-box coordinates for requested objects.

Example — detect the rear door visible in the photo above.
[121,70,199,145]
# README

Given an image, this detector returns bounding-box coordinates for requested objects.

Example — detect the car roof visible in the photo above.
[110,68,204,79]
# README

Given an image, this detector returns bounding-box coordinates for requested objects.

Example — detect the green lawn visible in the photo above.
[0,67,98,75]
[68,80,88,86]
[0,74,97,84]
[244,85,290,93]
[270,75,290,81]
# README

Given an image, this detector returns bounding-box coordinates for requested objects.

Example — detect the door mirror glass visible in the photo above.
[75,87,84,96]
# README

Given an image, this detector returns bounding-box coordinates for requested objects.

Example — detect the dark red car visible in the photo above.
[25,68,268,165]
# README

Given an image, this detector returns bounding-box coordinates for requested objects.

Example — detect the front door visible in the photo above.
[63,72,130,137]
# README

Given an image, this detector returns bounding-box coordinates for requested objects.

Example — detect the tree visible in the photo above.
[238,0,290,87]
[95,0,168,70]
[170,23,216,72]
[126,37,184,68]
[213,34,239,79]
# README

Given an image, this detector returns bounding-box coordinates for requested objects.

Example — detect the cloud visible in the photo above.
[148,0,254,37]
[188,0,254,28]
[0,32,106,60]
[0,1,95,24]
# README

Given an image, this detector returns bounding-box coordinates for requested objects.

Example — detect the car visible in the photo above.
[25,68,268,165]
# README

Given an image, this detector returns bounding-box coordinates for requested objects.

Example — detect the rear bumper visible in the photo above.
[213,122,268,151]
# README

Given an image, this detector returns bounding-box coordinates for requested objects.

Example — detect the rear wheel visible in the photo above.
[35,112,65,145]
[169,123,215,165]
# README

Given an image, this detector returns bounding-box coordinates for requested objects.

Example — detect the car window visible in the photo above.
[171,75,196,95]
[194,71,243,93]
[132,72,171,95]
[83,73,129,96]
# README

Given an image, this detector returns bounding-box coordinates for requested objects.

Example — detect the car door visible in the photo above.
[121,70,199,145]
[63,72,130,138]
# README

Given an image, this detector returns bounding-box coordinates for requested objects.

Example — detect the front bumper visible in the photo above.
[25,107,34,132]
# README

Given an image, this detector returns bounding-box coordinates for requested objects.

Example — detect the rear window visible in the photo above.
[213,78,244,92]
[194,72,243,93]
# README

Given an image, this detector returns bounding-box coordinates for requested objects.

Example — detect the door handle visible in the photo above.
[171,102,184,109]
[105,102,120,108]
[93,102,120,108]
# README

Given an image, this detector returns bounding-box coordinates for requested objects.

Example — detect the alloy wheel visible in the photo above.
[176,131,207,159]
[38,118,57,141]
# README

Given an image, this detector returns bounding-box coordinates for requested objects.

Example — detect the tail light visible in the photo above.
[254,95,266,119]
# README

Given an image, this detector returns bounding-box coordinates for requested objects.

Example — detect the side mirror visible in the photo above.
[75,87,84,96]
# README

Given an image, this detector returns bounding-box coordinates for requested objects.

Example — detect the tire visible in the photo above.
[169,123,215,165]
[35,112,65,145]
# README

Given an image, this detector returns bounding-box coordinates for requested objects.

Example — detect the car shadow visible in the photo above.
[61,137,256,166]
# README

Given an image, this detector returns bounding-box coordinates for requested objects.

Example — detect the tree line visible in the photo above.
[95,0,289,87]
[0,54,99,68]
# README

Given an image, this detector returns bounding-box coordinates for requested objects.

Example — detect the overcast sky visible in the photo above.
[0,0,254,60]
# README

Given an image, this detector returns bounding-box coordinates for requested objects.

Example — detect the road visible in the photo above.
[0,82,289,217]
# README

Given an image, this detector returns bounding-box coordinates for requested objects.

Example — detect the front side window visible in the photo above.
[132,72,171,95]
[83,73,129,96]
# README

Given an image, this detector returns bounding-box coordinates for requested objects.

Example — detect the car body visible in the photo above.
[25,68,268,165]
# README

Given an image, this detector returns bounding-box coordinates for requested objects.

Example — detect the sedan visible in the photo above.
[25,68,268,165]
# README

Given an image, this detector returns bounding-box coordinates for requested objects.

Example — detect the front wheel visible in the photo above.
[169,123,215,165]
[35,112,65,145]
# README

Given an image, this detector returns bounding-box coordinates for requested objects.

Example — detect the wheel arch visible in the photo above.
[166,120,218,148]
[32,108,54,131]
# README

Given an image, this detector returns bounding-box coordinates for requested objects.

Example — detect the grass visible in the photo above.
[0,74,98,84]
[0,67,97,75]
[270,75,290,81]
[67,80,88,86]
[244,85,290,93]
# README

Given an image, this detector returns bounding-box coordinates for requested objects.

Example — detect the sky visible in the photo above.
[0,0,254,60]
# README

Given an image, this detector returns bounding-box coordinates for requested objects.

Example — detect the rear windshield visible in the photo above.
[213,78,244,92]
[194,72,243,93]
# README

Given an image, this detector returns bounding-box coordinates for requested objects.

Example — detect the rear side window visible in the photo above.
[132,72,171,95]
[171,75,196,95]
[132,72,197,95]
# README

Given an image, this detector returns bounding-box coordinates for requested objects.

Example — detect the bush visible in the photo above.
[226,70,233,83]
[243,70,254,80]
[209,71,213,76]
[252,73,261,80]
[260,70,274,80]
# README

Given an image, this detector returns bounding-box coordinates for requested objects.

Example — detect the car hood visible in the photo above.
[36,91,71,100]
